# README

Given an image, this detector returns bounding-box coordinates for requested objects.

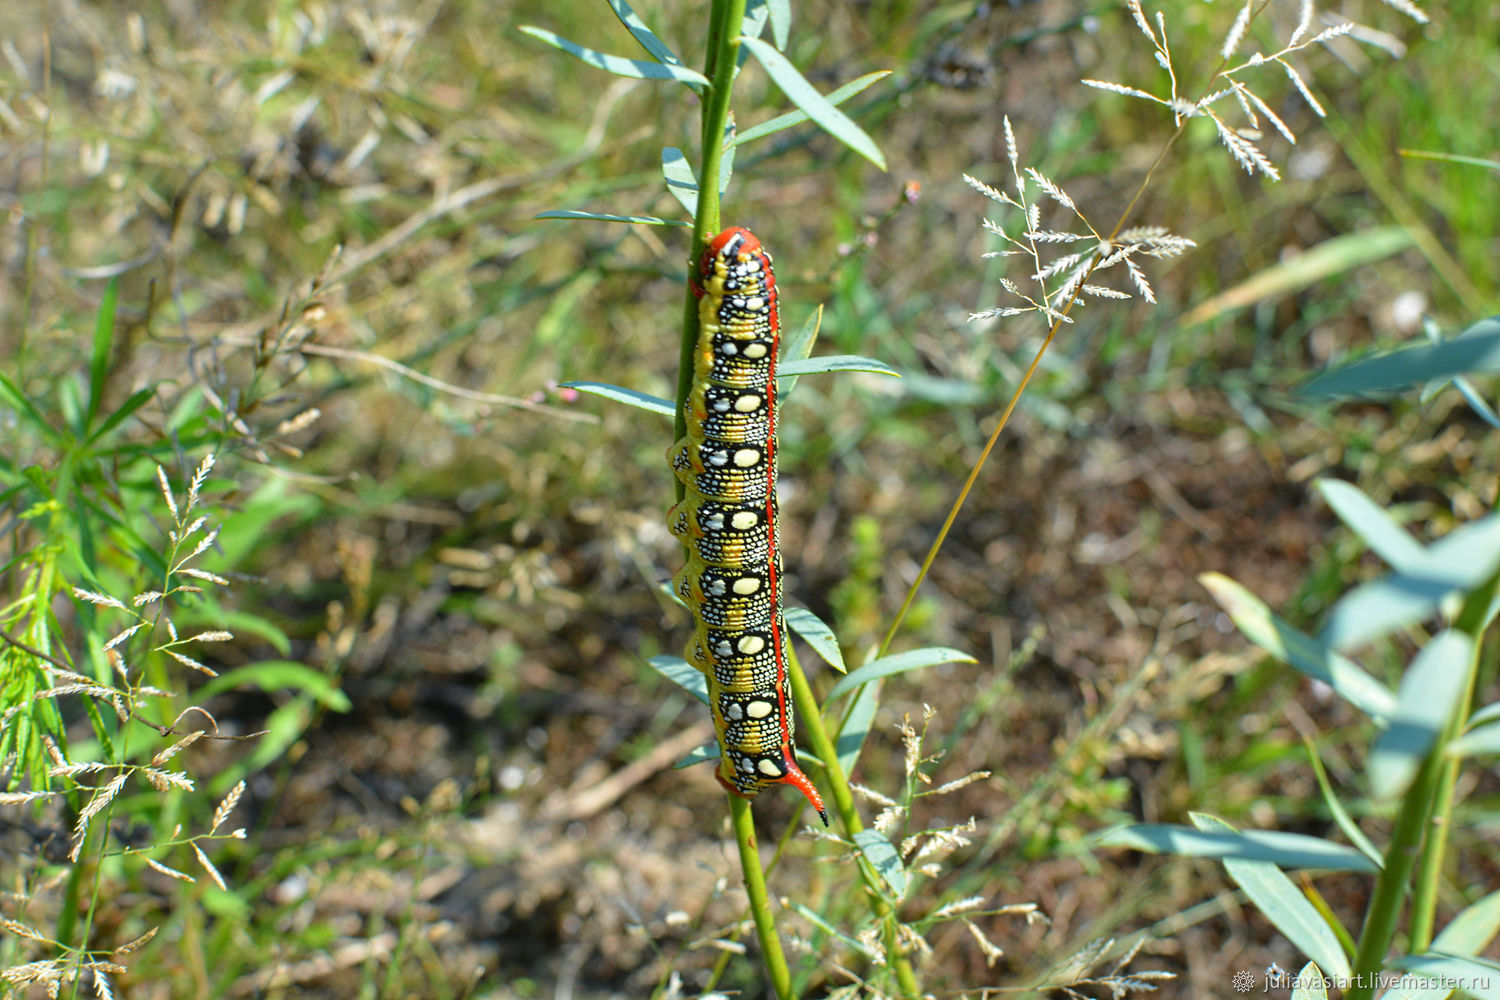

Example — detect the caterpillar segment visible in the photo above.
[668,226,828,824]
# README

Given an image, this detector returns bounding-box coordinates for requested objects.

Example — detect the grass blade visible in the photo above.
[1300,316,1500,397]
[605,0,699,90]
[647,654,709,705]
[778,355,899,379]
[785,606,845,674]
[87,278,119,431]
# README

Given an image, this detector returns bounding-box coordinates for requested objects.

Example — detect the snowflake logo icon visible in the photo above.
[1232,970,1256,993]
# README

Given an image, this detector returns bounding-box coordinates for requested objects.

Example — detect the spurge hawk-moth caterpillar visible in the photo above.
[668,226,828,825]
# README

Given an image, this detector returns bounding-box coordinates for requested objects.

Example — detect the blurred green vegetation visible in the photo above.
[1,0,1497,997]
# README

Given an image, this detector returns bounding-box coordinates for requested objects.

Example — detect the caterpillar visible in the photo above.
[667,227,829,825]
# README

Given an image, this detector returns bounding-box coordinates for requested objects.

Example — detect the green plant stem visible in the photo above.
[673,0,745,475]
[788,653,921,999]
[1345,747,1446,1000]
[728,795,795,1000]
[1408,571,1500,949]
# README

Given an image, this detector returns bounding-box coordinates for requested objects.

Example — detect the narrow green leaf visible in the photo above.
[1319,515,1500,651]
[826,647,975,701]
[854,829,908,898]
[1192,814,1352,979]
[87,278,119,430]
[1470,702,1500,729]
[717,116,736,196]
[1303,738,1383,866]
[778,354,900,379]
[777,307,822,398]
[605,0,698,90]
[735,71,892,146]
[0,371,64,443]
[519,26,710,86]
[675,742,719,768]
[661,147,698,216]
[1370,630,1471,799]
[1387,954,1500,1000]
[787,900,874,957]
[1316,480,1425,570]
[647,654,708,705]
[561,381,675,417]
[767,0,791,49]
[737,36,886,170]
[536,209,691,227]
[87,386,156,444]
[1300,316,1500,397]
[198,661,351,712]
[1289,963,1330,1000]
[1199,573,1397,720]
[835,679,880,777]
[785,606,845,674]
[1097,824,1380,873]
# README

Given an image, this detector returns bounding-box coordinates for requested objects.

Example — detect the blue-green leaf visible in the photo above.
[1469,701,1500,730]
[1370,630,1470,799]
[1319,515,1500,651]
[778,355,899,379]
[766,0,791,49]
[605,0,698,90]
[835,679,880,777]
[1453,374,1500,430]
[735,71,892,147]
[778,307,823,398]
[1097,824,1380,873]
[661,147,698,216]
[536,209,691,227]
[854,829,908,898]
[1378,891,1500,1000]
[787,900,874,957]
[826,647,975,701]
[519,27,710,87]
[561,381,674,417]
[647,654,708,705]
[1300,316,1500,397]
[1316,480,1425,570]
[1289,963,1330,1000]
[1449,720,1500,758]
[1199,573,1397,721]
[675,741,719,768]
[1386,954,1500,1000]
[736,36,886,169]
[785,606,845,674]
[1191,814,1352,979]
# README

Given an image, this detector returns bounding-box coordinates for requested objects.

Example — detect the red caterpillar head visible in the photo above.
[700,226,763,280]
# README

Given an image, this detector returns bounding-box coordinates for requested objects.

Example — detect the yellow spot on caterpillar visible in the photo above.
[732,577,762,595]
[747,700,774,719]
[730,511,759,530]
[757,758,782,777]
[733,449,760,468]
[737,635,765,655]
[734,394,762,412]
[741,342,768,359]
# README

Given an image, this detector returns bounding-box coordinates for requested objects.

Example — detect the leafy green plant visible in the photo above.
[1102,317,1500,998]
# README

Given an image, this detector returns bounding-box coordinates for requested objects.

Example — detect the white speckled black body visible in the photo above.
[667,227,826,823]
